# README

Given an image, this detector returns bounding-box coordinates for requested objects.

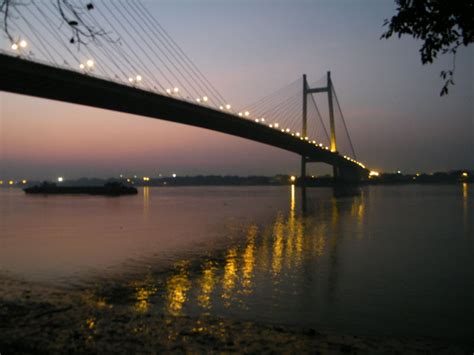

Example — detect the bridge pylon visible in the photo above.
[301,71,338,185]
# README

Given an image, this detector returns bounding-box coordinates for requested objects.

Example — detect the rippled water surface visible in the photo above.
[1,185,473,342]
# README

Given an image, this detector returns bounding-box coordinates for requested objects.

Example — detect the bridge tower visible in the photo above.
[301,71,337,186]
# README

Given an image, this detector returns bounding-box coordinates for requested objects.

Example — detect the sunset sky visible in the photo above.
[1,0,472,180]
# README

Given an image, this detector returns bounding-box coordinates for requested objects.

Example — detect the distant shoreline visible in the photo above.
[1,170,472,188]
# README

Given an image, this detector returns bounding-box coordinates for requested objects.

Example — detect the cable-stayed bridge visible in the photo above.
[0,0,368,183]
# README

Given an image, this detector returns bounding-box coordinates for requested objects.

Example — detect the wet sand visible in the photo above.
[1,275,470,354]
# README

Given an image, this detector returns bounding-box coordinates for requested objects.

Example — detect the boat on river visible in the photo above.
[23,181,138,196]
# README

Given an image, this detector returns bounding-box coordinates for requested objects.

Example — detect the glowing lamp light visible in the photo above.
[369,171,380,177]
[143,176,150,181]
[219,106,224,110]
[274,123,279,128]
[286,128,290,132]
[22,179,27,184]
[296,132,300,137]
[173,87,179,93]
[79,63,85,69]
[238,112,243,116]
[19,40,27,48]
[8,180,14,185]
[136,75,142,82]
[255,119,259,123]
[225,104,231,110]
[172,173,177,178]
[166,88,172,94]
[462,172,468,177]
[260,118,265,122]
[290,175,296,182]
[269,124,273,128]
[57,177,64,182]
[196,98,202,103]
[86,59,94,67]
[11,43,18,50]
[203,96,208,102]
[128,77,134,83]
[244,111,249,116]
[0,180,3,185]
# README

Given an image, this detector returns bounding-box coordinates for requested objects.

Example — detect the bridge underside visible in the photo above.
[0,54,367,181]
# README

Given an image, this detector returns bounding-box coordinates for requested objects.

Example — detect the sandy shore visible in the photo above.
[0,275,471,354]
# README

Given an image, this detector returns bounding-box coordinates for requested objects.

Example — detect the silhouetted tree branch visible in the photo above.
[0,0,108,49]
[381,0,474,96]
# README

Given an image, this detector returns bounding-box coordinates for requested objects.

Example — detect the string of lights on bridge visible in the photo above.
[5,0,367,170]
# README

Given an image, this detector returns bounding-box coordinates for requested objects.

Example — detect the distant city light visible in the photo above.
[290,175,296,182]
[462,172,468,177]
[57,177,64,182]
[21,179,27,184]
[143,176,150,181]
[369,171,380,177]
[397,170,401,174]
[8,180,14,185]
[172,173,177,178]
[0,180,3,185]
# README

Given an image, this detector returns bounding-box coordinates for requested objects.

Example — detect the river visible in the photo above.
[0,184,473,350]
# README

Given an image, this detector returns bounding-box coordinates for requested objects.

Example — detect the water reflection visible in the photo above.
[166,261,191,316]
[143,186,150,217]
[80,187,369,330]
[3,186,473,345]
[198,260,217,311]
[462,183,469,238]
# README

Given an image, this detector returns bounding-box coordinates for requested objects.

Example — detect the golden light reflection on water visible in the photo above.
[241,226,257,294]
[462,183,469,237]
[198,260,217,310]
[113,188,365,318]
[143,186,150,217]
[166,261,191,316]
[222,248,238,307]
[271,214,284,276]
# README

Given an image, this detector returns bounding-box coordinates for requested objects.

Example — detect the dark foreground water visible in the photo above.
[0,185,473,351]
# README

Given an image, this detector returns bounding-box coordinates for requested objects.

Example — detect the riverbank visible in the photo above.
[1,275,470,354]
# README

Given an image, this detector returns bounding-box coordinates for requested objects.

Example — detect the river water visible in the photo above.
[0,184,473,344]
